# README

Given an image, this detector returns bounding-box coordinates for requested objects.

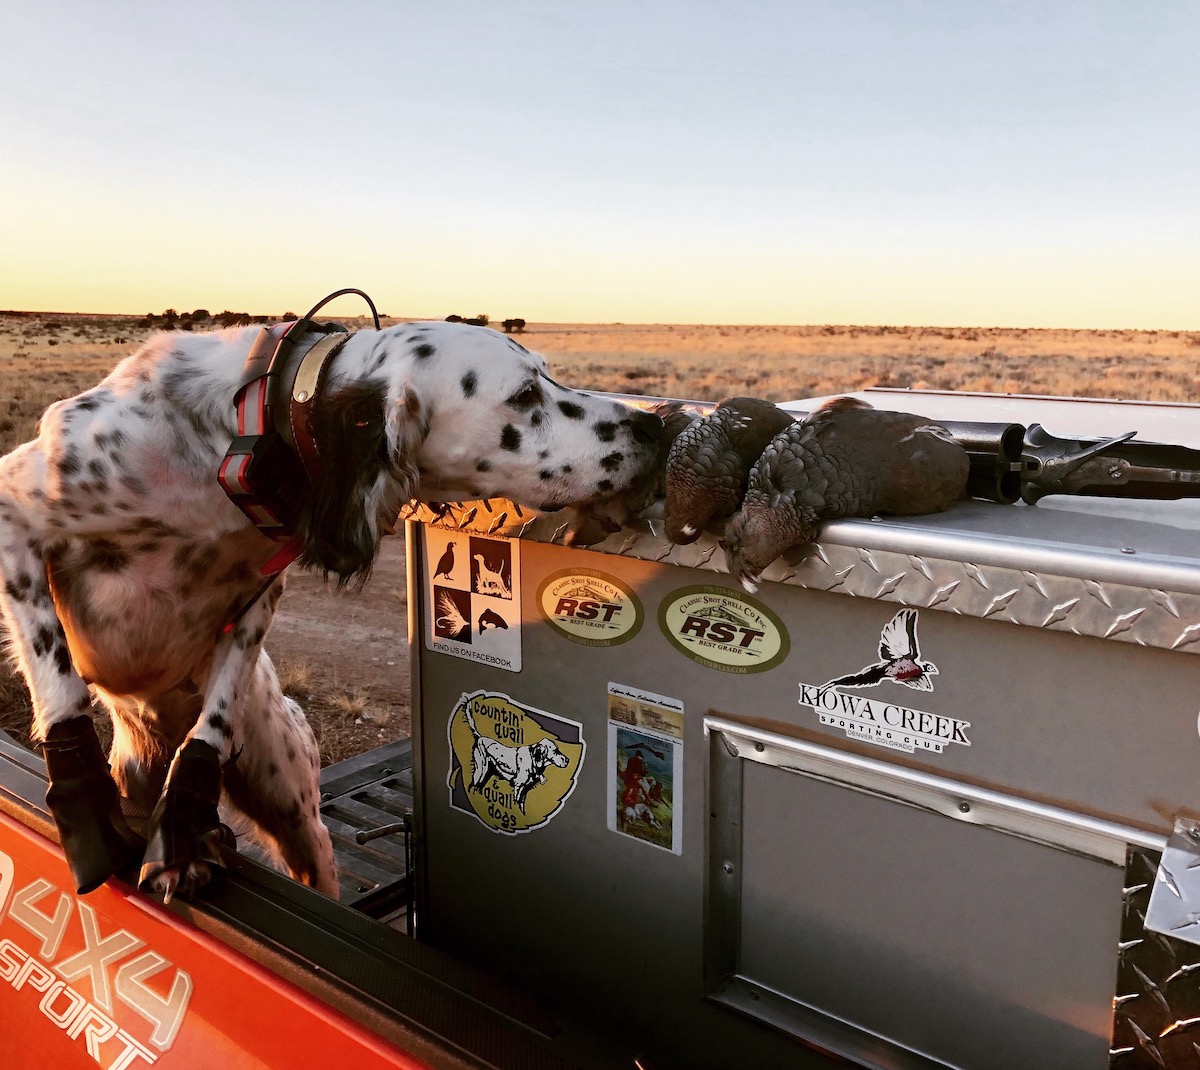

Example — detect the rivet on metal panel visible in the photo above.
[958,801,971,814]
[723,862,734,875]
[1121,546,1137,555]
[754,742,764,752]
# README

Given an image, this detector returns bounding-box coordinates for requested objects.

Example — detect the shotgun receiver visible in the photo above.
[937,419,1200,505]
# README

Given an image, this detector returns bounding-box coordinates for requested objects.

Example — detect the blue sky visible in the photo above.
[2,1,1197,326]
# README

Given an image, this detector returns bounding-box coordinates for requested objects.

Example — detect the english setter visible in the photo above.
[0,320,661,900]
[463,707,569,814]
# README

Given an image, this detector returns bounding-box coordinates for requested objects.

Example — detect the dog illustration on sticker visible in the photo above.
[448,691,584,834]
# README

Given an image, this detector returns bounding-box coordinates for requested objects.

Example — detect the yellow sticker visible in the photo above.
[536,567,643,647]
[447,691,585,835]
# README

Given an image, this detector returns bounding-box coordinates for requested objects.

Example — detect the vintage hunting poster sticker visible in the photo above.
[797,608,971,754]
[447,690,585,835]
[607,683,684,854]
[423,529,521,672]
[536,567,643,647]
[659,584,789,674]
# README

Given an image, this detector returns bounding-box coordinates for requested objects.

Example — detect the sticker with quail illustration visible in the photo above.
[447,690,585,835]
[424,529,521,671]
[796,608,971,754]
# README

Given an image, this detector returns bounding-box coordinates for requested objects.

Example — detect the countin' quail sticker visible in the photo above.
[448,691,585,835]
[797,608,971,754]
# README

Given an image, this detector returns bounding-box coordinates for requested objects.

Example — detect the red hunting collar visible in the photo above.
[218,317,350,575]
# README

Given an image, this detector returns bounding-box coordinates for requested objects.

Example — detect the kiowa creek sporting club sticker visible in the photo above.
[797,608,971,755]
[537,567,643,647]
[448,691,585,835]
[659,585,789,674]
[423,528,521,672]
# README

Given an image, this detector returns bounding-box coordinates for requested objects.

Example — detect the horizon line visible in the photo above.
[2,309,1196,335]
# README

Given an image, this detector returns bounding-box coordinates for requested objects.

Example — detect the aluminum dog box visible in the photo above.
[407,390,1200,1070]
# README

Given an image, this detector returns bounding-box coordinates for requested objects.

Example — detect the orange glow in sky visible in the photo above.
[2,3,1197,330]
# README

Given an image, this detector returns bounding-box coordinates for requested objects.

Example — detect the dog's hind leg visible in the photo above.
[219,653,337,897]
[0,444,143,893]
[139,580,287,901]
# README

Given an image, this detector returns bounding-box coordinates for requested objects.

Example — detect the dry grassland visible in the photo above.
[3,314,1200,458]
[1,311,1198,756]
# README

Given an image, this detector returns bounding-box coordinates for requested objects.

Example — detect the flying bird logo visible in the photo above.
[825,608,939,692]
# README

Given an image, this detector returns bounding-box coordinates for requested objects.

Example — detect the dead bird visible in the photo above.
[723,401,970,591]
[566,400,701,545]
[664,396,795,544]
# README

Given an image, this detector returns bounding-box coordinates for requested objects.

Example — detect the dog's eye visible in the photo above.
[507,384,543,411]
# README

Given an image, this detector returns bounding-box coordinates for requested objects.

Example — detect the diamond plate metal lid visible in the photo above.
[405,391,1200,657]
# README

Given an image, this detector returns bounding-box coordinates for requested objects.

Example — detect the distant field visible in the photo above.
[2,309,1198,756]
[2,311,1199,454]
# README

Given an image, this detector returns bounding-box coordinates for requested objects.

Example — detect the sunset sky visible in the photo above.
[2,2,1197,328]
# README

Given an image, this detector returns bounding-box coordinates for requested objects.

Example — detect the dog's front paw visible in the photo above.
[42,716,146,894]
[138,739,233,903]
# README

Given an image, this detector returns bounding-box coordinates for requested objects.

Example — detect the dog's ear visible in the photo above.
[299,382,421,588]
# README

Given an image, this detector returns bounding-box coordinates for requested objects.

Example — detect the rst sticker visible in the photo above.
[537,568,643,647]
[797,609,971,754]
[0,851,191,1067]
[659,585,789,674]
[448,691,585,834]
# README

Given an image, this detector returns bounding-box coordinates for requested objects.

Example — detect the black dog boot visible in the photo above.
[139,738,233,901]
[42,716,146,894]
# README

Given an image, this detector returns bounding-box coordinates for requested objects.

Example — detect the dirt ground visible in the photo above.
[0,532,413,769]
[268,534,414,767]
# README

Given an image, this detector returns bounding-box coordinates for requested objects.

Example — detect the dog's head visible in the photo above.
[396,323,662,509]
[300,322,662,585]
[531,737,570,770]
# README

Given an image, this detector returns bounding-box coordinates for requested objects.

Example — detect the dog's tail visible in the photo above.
[463,705,480,740]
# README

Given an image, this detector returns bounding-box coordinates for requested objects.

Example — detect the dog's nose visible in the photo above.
[625,407,664,446]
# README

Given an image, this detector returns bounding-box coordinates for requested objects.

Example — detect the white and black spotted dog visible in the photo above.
[0,320,661,900]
